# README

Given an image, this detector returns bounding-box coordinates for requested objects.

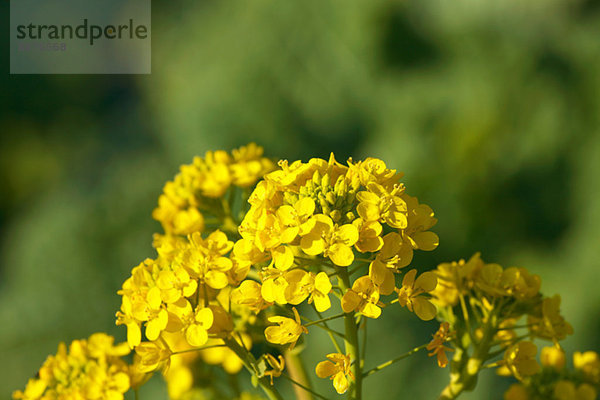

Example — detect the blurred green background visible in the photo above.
[2,0,600,398]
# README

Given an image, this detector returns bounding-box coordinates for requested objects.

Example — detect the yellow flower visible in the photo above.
[264,307,307,349]
[475,264,541,299]
[356,182,408,229]
[260,267,289,304]
[155,267,198,304]
[229,142,276,187]
[134,341,172,373]
[254,213,295,270]
[396,269,438,321]
[574,351,600,384]
[347,157,401,188]
[540,346,566,370]
[341,276,382,319]
[263,354,286,385]
[315,353,354,394]
[277,197,316,242]
[231,280,272,312]
[427,322,454,368]
[143,287,169,341]
[284,270,332,312]
[403,194,439,251]
[504,341,540,380]
[152,144,273,236]
[184,231,234,290]
[430,253,485,307]
[300,214,359,266]
[352,218,384,253]
[310,272,333,312]
[528,295,573,341]
[167,299,214,347]
[368,232,408,295]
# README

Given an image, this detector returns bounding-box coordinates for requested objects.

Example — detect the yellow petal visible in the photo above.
[195,307,214,328]
[412,231,439,251]
[315,360,336,378]
[337,224,359,246]
[127,323,141,348]
[357,202,379,221]
[415,271,437,292]
[333,371,349,394]
[387,211,408,229]
[313,293,331,312]
[412,297,437,321]
[361,302,381,319]
[295,197,316,217]
[147,287,162,310]
[402,269,417,288]
[273,246,294,271]
[186,324,208,347]
[301,236,325,256]
[277,205,296,225]
[205,270,229,289]
[314,272,332,294]
[369,261,395,295]
[341,291,361,313]
[356,191,379,204]
[328,244,354,267]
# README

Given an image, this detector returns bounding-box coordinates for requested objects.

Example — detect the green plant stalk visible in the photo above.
[438,314,498,400]
[362,343,429,378]
[337,267,362,400]
[223,337,284,400]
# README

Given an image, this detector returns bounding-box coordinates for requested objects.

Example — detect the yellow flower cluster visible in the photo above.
[116,231,238,351]
[431,253,542,308]
[504,348,600,400]
[430,253,572,344]
[153,143,275,236]
[13,333,131,400]
[232,155,439,324]
[19,145,595,400]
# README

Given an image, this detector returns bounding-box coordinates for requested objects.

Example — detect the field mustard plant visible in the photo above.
[14,144,599,400]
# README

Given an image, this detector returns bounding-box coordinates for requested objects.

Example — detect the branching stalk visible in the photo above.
[337,267,362,400]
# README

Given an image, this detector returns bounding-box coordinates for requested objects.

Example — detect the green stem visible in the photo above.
[304,313,346,327]
[223,337,284,400]
[337,267,362,400]
[438,313,498,400]
[360,319,367,368]
[363,343,429,378]
[300,315,345,338]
